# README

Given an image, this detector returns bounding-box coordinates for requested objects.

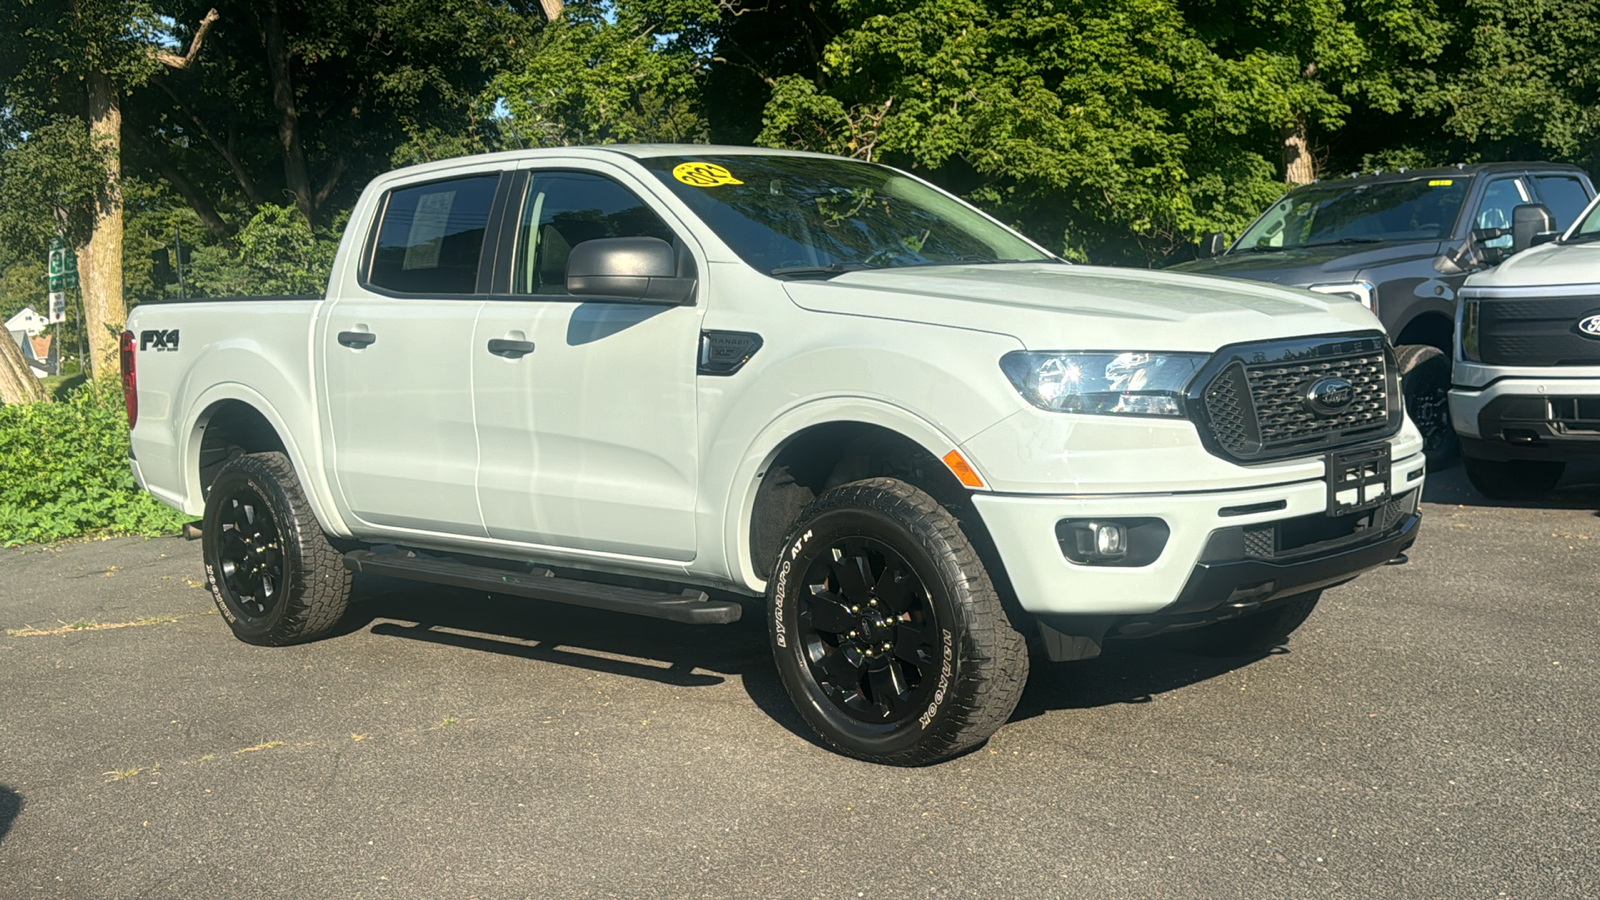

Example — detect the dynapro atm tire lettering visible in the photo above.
[771,528,813,650]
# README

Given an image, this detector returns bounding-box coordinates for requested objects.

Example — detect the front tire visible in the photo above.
[1396,344,1458,467]
[767,478,1028,766]
[1463,455,1565,501]
[202,452,352,646]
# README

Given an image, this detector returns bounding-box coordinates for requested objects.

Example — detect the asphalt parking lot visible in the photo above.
[2,465,1598,900]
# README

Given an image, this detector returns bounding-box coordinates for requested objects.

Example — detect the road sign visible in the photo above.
[48,238,78,292]
[48,291,66,324]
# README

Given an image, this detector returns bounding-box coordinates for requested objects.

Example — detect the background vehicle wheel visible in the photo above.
[1173,591,1322,657]
[1395,344,1458,467]
[202,452,352,646]
[767,478,1028,766]
[1463,456,1565,501]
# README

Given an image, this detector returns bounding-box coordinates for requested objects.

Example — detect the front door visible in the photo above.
[322,171,501,536]
[473,167,703,561]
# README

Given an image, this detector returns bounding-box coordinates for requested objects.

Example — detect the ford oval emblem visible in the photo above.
[1306,377,1356,416]
[1578,314,1600,338]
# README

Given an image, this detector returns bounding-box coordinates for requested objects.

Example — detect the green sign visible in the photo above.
[47,238,78,291]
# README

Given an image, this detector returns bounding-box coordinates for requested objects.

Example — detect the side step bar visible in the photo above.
[342,549,742,625]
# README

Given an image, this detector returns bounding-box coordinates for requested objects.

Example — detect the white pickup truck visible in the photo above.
[1451,196,1600,499]
[123,145,1424,765]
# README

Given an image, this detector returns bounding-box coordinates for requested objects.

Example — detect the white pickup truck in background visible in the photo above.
[122,145,1424,765]
[1452,195,1600,499]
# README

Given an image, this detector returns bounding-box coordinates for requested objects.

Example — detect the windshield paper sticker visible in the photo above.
[673,162,744,187]
[1428,179,1454,186]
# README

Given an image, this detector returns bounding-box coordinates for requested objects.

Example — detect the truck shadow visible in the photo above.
[1423,460,1600,511]
[0,785,20,848]
[340,575,1270,750]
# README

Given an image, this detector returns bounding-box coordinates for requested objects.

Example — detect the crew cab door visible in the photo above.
[321,171,504,536]
[472,164,703,560]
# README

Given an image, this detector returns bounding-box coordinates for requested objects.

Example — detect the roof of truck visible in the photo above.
[1295,161,1592,191]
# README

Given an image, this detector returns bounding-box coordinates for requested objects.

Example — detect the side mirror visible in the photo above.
[1199,232,1227,258]
[1511,203,1557,253]
[566,236,697,305]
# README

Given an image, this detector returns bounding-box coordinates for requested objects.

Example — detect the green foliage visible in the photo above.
[0,119,114,252]
[187,204,338,298]
[492,0,715,147]
[0,380,188,546]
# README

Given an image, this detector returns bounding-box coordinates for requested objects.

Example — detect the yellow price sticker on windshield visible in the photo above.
[1428,179,1454,186]
[673,162,744,187]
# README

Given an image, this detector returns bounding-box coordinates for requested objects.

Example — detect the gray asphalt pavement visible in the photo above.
[2,466,1598,899]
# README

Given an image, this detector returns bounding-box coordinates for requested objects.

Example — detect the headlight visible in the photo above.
[1459,300,1481,362]
[999,351,1208,417]
[1307,281,1377,311]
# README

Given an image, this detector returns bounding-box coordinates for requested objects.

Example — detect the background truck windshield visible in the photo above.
[1236,178,1471,250]
[1565,199,1600,243]
[641,155,1051,276]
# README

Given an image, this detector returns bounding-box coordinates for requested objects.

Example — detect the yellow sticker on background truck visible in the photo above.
[673,162,744,187]
[1428,179,1454,186]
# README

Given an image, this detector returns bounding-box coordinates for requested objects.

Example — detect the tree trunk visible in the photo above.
[1282,116,1315,186]
[0,333,49,405]
[82,71,127,381]
[261,1,316,226]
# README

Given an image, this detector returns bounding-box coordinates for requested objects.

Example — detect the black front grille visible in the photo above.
[1477,295,1600,366]
[1194,335,1399,462]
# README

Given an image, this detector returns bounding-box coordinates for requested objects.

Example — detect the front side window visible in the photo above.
[1533,175,1591,230]
[366,174,500,295]
[515,171,676,294]
[1234,177,1470,251]
[638,155,1051,277]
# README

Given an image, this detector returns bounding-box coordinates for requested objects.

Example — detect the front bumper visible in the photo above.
[1450,378,1600,462]
[971,446,1425,618]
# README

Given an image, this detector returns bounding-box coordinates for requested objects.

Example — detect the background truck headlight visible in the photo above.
[1000,351,1208,416]
[1307,281,1377,311]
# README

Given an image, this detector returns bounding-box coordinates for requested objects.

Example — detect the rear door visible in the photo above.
[472,163,704,561]
[321,170,505,536]
[1530,172,1594,233]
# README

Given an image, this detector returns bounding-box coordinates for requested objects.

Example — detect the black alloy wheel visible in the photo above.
[768,478,1028,766]
[214,488,284,620]
[794,536,943,725]
[202,452,352,645]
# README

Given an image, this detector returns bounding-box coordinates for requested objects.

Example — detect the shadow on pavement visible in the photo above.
[338,573,1275,751]
[0,785,20,847]
[1423,460,1600,511]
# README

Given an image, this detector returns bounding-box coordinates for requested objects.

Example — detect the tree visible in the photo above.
[0,1,218,380]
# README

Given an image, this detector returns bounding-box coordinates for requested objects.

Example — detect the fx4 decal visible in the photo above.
[140,329,180,351]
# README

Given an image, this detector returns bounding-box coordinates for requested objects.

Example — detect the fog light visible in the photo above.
[1070,522,1127,561]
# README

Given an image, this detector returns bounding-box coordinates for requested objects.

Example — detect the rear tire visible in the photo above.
[1396,344,1457,467]
[1176,591,1322,657]
[1463,455,1565,501]
[202,452,352,645]
[767,478,1028,766]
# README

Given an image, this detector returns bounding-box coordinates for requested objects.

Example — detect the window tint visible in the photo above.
[515,172,676,294]
[1533,175,1591,230]
[367,174,499,295]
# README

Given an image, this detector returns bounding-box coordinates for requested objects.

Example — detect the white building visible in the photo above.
[5,307,47,336]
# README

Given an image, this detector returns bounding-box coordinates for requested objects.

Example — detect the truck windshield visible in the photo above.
[640,155,1052,277]
[1564,199,1600,243]
[1234,178,1471,251]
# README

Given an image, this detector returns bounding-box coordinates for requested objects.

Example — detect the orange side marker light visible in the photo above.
[942,449,986,489]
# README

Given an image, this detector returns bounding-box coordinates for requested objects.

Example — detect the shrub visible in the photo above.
[0,380,189,546]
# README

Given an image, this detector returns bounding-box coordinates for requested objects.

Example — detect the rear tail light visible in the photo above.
[119,330,138,428]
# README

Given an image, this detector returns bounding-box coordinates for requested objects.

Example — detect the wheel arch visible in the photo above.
[727,399,998,593]
[1394,311,1454,353]
[180,385,347,535]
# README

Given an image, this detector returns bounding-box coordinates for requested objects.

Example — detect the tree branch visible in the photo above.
[152,9,221,70]
[154,80,268,207]
[149,153,232,238]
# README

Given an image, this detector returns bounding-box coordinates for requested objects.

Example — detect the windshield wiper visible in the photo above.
[1239,244,1287,253]
[1302,237,1384,247]
[769,262,878,279]
[1558,232,1600,244]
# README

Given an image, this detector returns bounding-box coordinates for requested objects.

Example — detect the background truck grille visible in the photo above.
[1475,295,1600,367]
[1193,335,1400,462]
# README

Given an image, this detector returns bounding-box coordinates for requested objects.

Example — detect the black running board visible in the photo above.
[342,549,742,625]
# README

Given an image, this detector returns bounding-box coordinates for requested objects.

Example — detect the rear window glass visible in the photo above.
[367,174,500,295]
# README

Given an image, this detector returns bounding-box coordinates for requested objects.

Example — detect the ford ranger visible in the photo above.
[122,146,1424,765]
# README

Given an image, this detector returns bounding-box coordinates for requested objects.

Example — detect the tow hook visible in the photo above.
[1385,552,1409,566]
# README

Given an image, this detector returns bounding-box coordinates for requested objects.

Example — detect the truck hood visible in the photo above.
[782,262,1385,351]
[1169,240,1445,286]
[1465,239,1600,290]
